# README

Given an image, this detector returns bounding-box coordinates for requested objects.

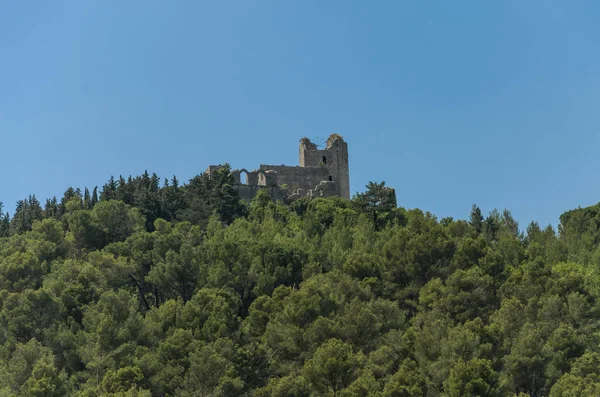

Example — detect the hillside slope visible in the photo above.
[0,171,599,396]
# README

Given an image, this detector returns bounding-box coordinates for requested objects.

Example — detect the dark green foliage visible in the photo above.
[10,195,43,235]
[0,201,9,237]
[445,358,500,397]
[180,164,246,226]
[3,178,600,396]
[44,196,59,219]
[352,181,400,230]
[95,165,246,230]
[60,187,82,216]
[302,338,363,395]
[470,204,484,235]
[100,176,118,201]
[91,186,99,208]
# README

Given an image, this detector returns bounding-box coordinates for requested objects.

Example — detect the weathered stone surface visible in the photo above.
[207,134,350,201]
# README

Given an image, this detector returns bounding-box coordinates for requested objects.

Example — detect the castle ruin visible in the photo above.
[206,134,350,201]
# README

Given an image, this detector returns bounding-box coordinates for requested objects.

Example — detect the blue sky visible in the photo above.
[1,1,599,228]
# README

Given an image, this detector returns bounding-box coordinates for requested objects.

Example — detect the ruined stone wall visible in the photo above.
[300,148,328,168]
[207,134,349,202]
[205,165,225,175]
[297,135,350,199]
[258,165,329,193]
[299,138,318,167]
[330,138,350,199]
[309,181,338,198]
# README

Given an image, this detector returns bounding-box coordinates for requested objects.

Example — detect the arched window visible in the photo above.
[240,171,249,185]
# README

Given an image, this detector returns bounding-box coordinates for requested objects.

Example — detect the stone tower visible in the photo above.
[299,134,350,199]
[213,133,350,202]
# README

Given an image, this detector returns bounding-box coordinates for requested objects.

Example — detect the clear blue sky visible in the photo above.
[1,1,599,229]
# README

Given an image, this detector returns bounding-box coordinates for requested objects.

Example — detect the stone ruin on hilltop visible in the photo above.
[205,134,350,201]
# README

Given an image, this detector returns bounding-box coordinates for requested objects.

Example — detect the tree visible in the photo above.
[303,339,363,396]
[21,354,66,397]
[146,244,199,303]
[160,176,184,221]
[0,201,9,237]
[101,176,118,201]
[91,186,99,208]
[445,358,500,397]
[59,187,82,215]
[44,197,59,219]
[101,366,145,393]
[483,209,501,242]
[352,181,397,229]
[10,195,43,235]
[179,338,244,397]
[383,359,427,397]
[3,339,66,396]
[84,187,92,210]
[550,352,600,397]
[93,200,144,246]
[179,165,245,226]
[470,205,484,234]
[6,166,600,396]
[211,172,246,224]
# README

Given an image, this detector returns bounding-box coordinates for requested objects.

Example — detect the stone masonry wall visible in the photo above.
[258,165,330,194]
[207,134,349,202]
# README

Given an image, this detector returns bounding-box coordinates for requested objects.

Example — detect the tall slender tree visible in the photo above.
[83,187,91,210]
[0,201,9,237]
[10,195,43,234]
[470,204,484,234]
[91,186,99,208]
[100,176,118,201]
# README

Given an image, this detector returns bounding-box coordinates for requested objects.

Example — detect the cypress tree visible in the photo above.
[91,186,99,208]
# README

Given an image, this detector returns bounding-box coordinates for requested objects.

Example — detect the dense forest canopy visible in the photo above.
[1,166,600,396]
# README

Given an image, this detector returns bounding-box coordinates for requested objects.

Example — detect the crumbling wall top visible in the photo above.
[300,137,318,151]
[326,133,344,149]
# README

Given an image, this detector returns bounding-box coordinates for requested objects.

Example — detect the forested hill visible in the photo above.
[1,167,600,397]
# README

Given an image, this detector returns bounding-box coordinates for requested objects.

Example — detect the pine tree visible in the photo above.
[150,173,160,192]
[44,197,59,218]
[352,181,397,229]
[60,187,82,215]
[0,201,10,237]
[100,176,118,201]
[10,195,44,234]
[470,204,484,234]
[83,187,91,210]
[160,175,185,221]
[91,186,99,208]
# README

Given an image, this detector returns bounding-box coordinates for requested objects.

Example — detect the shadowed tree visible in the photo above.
[0,201,9,237]
[352,181,398,230]
[303,338,363,396]
[470,204,484,234]
[10,195,43,235]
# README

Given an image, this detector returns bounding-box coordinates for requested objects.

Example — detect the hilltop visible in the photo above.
[0,169,599,396]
